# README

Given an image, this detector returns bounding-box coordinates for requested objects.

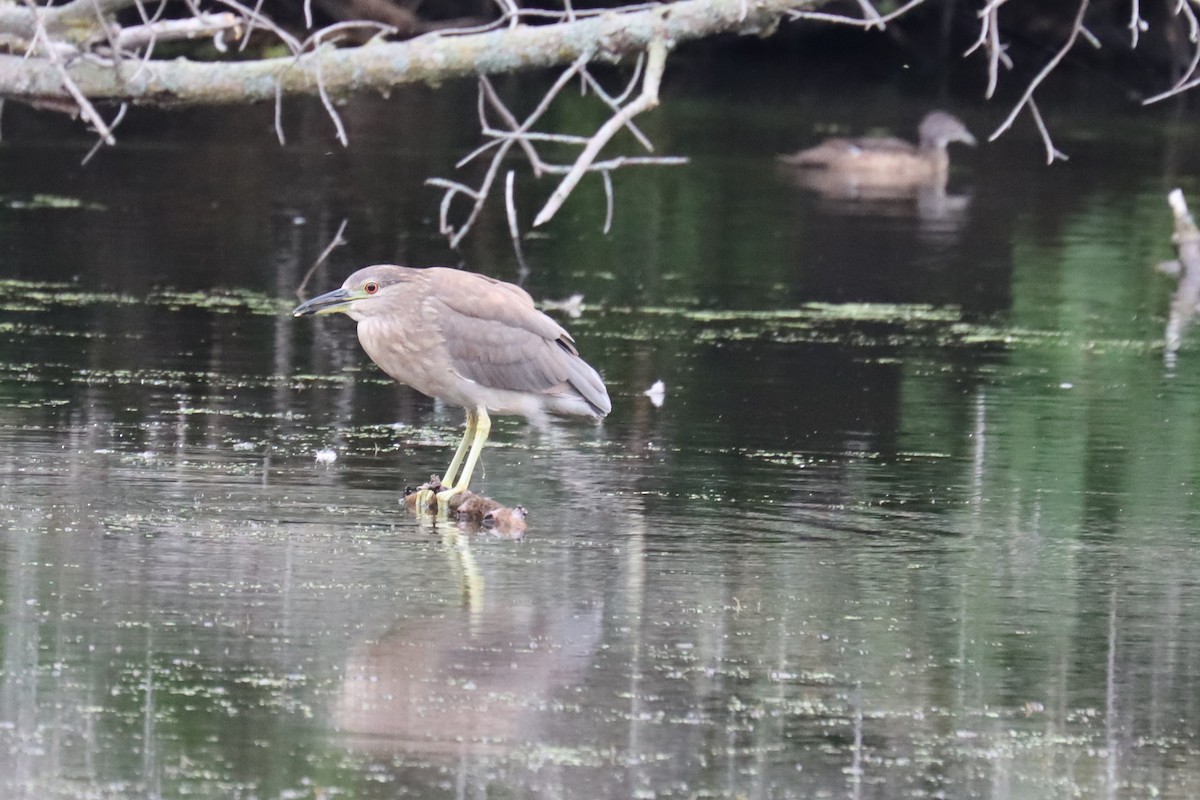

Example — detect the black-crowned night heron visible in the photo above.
[777,111,976,183]
[294,265,611,512]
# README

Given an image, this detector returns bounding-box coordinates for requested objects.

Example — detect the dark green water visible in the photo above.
[2,62,1200,799]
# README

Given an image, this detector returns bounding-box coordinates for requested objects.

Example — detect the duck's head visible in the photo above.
[918,111,976,150]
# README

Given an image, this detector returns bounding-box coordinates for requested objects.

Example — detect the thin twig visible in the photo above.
[238,0,264,51]
[128,0,168,81]
[552,154,687,171]
[1144,73,1200,103]
[581,63,653,151]
[1174,0,1200,83]
[61,62,117,145]
[786,0,927,28]
[114,13,241,51]
[427,177,481,239]
[442,139,514,247]
[611,51,646,104]
[88,0,121,57]
[476,75,542,170]
[297,218,349,298]
[25,12,117,149]
[410,0,662,45]
[298,20,398,53]
[989,0,1089,143]
[505,170,530,275]
[426,54,591,245]
[427,177,482,199]
[853,0,884,30]
[314,52,348,146]
[211,0,301,54]
[1028,97,1067,164]
[601,170,614,233]
[274,78,286,145]
[534,37,668,227]
[81,102,126,164]
[1145,0,1200,100]
[984,6,1010,98]
[493,0,520,28]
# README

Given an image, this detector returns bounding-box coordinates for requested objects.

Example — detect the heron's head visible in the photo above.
[293,265,409,321]
[918,111,976,150]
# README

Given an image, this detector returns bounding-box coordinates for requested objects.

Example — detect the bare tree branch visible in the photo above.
[786,0,926,29]
[1144,0,1200,103]
[988,0,1089,154]
[580,58,653,151]
[1128,0,1143,48]
[1028,97,1067,164]
[427,54,589,247]
[274,77,286,144]
[81,102,126,163]
[314,48,349,145]
[424,33,684,248]
[477,74,543,174]
[504,170,530,275]
[964,3,1009,99]
[852,0,884,30]
[23,9,118,152]
[113,13,241,52]
[534,36,669,226]
[5,0,1200,254]
[0,0,822,106]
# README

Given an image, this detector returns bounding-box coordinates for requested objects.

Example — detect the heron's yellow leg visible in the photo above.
[436,407,491,514]
[441,409,477,489]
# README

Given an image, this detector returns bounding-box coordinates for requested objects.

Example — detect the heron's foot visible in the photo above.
[401,487,437,516]
[436,485,467,516]
[402,475,445,516]
[414,489,438,515]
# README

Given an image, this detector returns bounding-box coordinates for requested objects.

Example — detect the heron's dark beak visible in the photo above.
[293,287,353,317]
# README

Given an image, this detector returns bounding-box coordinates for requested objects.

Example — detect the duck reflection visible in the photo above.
[779,165,972,225]
[334,531,602,754]
[1162,258,1200,359]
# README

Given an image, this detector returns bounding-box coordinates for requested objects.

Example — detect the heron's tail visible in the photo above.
[567,356,611,419]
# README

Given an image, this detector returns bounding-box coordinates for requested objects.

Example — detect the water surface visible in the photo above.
[2,64,1200,799]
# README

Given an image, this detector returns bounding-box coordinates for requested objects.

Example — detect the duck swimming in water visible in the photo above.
[778,111,976,185]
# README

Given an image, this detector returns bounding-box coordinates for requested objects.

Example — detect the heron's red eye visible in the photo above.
[364,281,380,295]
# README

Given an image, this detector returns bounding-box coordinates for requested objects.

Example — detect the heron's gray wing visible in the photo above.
[423,269,609,413]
